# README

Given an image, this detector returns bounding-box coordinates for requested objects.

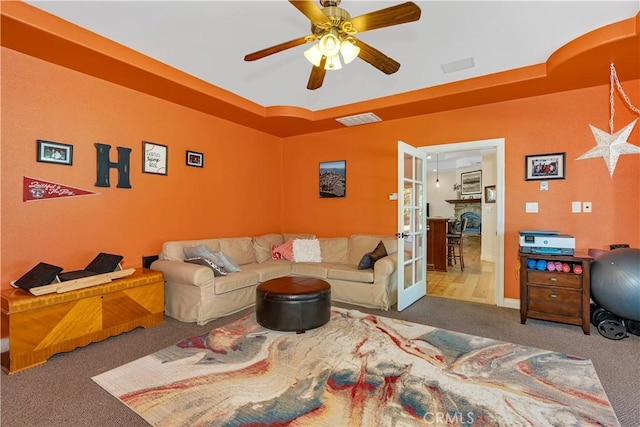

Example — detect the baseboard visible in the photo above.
[501,298,520,310]
[1,337,9,353]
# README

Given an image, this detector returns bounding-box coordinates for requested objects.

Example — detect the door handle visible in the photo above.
[396,232,408,238]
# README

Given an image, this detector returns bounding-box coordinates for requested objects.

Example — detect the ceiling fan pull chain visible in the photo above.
[609,63,640,133]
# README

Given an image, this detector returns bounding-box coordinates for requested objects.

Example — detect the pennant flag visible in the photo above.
[23,176,98,202]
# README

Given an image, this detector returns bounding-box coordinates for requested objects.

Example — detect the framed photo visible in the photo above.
[319,160,346,198]
[461,170,482,194]
[37,140,73,166]
[186,150,203,168]
[142,141,168,175]
[485,185,496,203]
[525,152,565,180]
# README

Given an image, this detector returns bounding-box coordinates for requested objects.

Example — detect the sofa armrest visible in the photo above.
[150,259,214,287]
[374,252,397,277]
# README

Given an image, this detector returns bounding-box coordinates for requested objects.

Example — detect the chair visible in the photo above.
[447,218,467,271]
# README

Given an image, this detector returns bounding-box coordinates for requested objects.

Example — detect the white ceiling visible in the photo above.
[26,1,639,112]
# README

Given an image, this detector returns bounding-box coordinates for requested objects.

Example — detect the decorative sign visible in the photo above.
[23,176,98,202]
[143,141,168,175]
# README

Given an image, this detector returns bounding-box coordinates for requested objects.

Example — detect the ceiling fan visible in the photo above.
[244,0,421,90]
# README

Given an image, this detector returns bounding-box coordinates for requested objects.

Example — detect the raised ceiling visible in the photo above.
[3,1,640,137]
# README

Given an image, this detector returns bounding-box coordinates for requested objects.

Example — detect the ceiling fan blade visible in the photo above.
[350,2,421,33]
[289,0,330,24]
[354,39,400,75]
[307,57,327,90]
[244,36,309,61]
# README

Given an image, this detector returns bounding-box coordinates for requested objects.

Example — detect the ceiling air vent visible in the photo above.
[336,112,382,127]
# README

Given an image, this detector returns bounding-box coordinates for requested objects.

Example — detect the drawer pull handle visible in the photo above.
[550,294,557,298]
[550,277,557,282]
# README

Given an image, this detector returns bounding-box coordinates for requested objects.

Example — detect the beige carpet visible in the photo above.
[93,307,619,426]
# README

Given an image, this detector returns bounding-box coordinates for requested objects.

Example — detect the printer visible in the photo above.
[519,230,575,255]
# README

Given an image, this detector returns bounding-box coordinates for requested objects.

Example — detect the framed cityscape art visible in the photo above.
[319,160,346,198]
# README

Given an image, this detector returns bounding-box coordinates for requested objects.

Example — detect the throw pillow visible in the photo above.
[357,241,388,270]
[357,253,373,270]
[369,241,388,263]
[273,239,295,261]
[183,244,222,266]
[214,251,242,272]
[293,239,322,262]
[271,244,283,260]
[184,257,227,277]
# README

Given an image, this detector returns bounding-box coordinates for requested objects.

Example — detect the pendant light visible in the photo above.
[436,153,440,187]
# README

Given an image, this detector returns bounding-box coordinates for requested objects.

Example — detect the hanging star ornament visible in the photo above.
[577,119,639,176]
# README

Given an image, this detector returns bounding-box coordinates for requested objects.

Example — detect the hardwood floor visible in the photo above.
[426,234,496,305]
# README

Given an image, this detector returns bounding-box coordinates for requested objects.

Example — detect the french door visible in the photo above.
[396,142,427,310]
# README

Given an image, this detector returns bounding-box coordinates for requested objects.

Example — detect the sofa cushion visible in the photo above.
[214,271,260,295]
[293,239,322,262]
[328,264,375,283]
[240,260,292,282]
[283,233,315,241]
[252,234,284,263]
[218,237,256,265]
[318,237,348,263]
[291,263,329,278]
[184,257,227,277]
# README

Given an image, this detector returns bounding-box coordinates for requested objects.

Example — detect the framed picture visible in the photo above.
[186,150,203,168]
[485,185,496,203]
[525,152,565,180]
[37,140,73,166]
[319,160,346,198]
[461,170,482,194]
[142,141,168,175]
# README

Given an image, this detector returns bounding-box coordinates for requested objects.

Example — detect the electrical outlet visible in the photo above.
[572,201,581,213]
[583,202,592,213]
[540,181,549,191]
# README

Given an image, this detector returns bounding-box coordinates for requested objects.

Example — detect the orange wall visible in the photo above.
[2,46,639,300]
[1,48,283,286]
[282,82,640,298]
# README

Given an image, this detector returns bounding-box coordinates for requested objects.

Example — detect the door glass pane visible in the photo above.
[415,183,423,206]
[415,157,423,178]
[404,154,413,179]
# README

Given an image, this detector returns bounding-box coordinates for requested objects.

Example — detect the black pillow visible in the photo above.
[357,253,373,270]
[357,241,388,270]
[369,241,388,264]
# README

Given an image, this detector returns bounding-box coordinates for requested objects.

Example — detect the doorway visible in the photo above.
[422,138,505,307]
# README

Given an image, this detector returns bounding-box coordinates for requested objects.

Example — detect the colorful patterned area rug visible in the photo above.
[92,308,619,426]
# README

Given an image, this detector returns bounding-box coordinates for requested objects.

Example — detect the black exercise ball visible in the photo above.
[591,248,640,322]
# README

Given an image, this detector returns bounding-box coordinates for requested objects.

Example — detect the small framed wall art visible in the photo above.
[319,160,346,198]
[142,141,168,175]
[484,185,496,203]
[461,170,482,195]
[186,150,204,168]
[525,152,565,180]
[37,140,73,166]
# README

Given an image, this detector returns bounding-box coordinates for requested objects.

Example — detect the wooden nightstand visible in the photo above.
[519,252,592,334]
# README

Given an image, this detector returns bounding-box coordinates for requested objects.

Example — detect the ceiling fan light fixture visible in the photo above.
[304,44,323,67]
[340,39,360,64]
[324,54,342,70]
[318,30,341,57]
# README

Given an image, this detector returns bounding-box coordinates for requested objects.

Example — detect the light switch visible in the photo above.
[525,202,538,213]
[572,201,581,213]
[389,193,398,200]
[540,181,549,191]
[583,202,592,213]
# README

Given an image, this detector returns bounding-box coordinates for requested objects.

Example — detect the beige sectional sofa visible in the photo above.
[150,233,398,325]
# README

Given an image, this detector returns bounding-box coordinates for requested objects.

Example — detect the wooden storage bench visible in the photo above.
[1,268,164,374]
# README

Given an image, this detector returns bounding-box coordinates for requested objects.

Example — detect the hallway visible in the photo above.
[426,235,496,305]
